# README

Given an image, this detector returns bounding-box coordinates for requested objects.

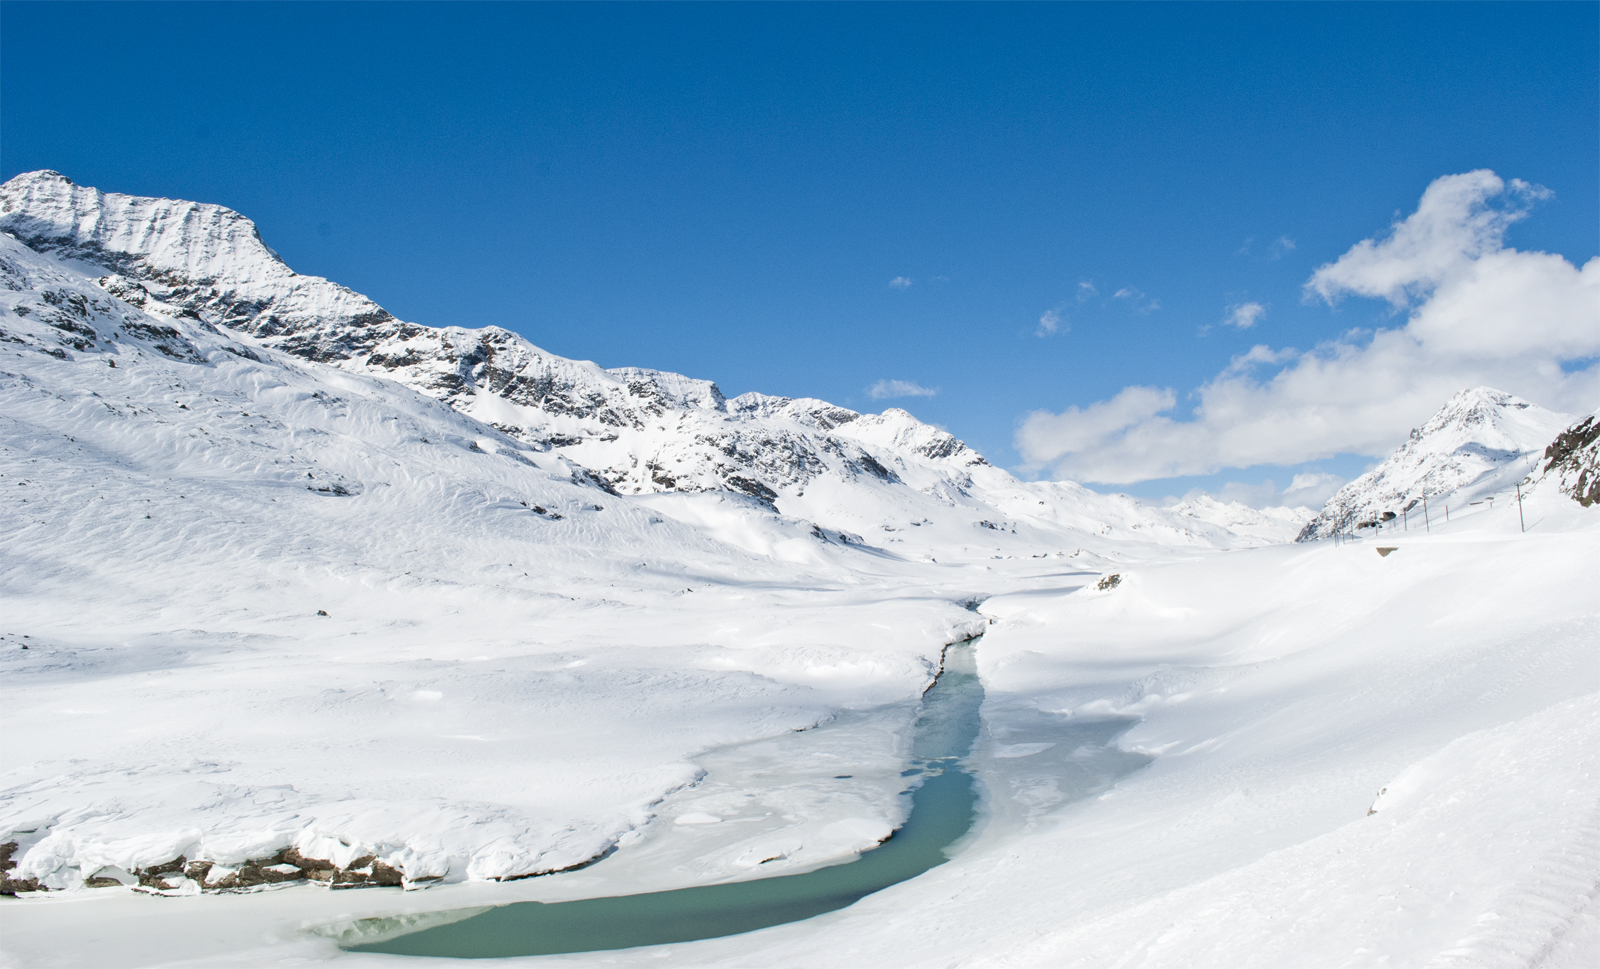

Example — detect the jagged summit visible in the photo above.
[1296,387,1572,540]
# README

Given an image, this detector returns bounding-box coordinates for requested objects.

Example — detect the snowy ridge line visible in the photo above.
[1,169,1312,554]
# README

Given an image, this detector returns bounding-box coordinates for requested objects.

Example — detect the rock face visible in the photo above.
[1537,411,1600,507]
[1296,388,1573,541]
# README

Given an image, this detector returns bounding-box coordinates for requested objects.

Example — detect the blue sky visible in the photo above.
[3,2,1596,504]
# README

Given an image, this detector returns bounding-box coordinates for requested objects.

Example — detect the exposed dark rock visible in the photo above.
[1,840,43,895]
[1541,415,1600,507]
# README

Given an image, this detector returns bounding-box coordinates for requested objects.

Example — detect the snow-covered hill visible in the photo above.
[0,170,1288,558]
[1296,387,1572,541]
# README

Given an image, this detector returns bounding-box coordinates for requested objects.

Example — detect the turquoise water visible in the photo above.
[344,644,986,958]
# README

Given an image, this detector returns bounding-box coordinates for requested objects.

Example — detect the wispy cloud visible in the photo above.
[888,276,913,290]
[1223,301,1267,329]
[869,379,938,400]
[1036,308,1064,337]
[1113,286,1160,313]
[1077,281,1097,301]
[1238,236,1297,260]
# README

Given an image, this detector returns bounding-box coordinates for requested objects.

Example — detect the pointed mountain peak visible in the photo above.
[1297,387,1572,540]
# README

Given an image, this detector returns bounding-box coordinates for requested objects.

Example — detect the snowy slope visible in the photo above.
[0,170,1282,559]
[4,436,1595,969]
[1296,387,1572,540]
[0,229,996,895]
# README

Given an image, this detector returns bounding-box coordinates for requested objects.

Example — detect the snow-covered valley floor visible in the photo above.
[1,172,1597,967]
[4,498,1595,967]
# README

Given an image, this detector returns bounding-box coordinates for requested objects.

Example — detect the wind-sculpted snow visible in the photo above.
[1296,387,1572,540]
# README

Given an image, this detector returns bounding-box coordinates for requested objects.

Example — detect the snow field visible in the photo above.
[2,173,1596,967]
[0,278,988,900]
[456,524,1596,969]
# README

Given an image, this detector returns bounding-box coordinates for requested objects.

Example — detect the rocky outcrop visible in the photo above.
[15,845,417,895]
[1,841,41,895]
[1538,413,1600,507]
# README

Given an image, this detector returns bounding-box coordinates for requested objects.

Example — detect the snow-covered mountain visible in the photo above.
[0,170,1282,555]
[1296,387,1573,541]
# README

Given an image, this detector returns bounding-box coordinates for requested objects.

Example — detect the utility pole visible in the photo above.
[1423,496,1429,532]
[1517,481,1526,533]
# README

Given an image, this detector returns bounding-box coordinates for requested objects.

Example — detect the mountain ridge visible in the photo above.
[1,169,1306,551]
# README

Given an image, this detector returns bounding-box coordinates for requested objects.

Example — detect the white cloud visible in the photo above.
[1036,309,1064,337]
[869,378,938,400]
[1307,171,1549,306]
[888,276,913,290]
[1016,171,1600,484]
[1077,281,1097,301]
[1015,386,1175,459]
[1223,301,1267,329]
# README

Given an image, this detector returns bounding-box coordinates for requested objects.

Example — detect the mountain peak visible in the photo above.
[1296,387,1571,540]
[3,169,74,189]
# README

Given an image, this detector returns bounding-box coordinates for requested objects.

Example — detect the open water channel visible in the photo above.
[337,640,1148,958]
